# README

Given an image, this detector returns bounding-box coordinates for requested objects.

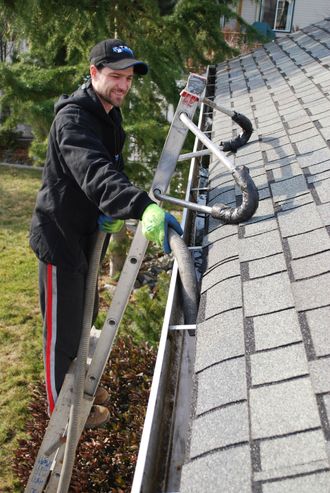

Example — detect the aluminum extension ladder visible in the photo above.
[24,72,258,493]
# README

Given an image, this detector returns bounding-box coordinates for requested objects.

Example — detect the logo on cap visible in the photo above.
[113,45,134,56]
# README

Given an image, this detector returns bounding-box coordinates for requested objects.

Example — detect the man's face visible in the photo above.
[90,65,134,111]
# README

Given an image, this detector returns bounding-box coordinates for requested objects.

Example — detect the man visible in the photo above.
[30,39,182,427]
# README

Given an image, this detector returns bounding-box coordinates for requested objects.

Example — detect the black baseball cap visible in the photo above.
[89,39,148,75]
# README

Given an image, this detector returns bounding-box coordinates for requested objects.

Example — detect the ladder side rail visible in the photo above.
[84,225,148,396]
[44,399,94,493]
[24,371,75,493]
[25,332,103,492]
[151,74,207,198]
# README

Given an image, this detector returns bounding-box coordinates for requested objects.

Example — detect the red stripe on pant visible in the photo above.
[46,264,55,414]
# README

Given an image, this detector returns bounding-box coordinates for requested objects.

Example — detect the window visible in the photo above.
[260,0,295,32]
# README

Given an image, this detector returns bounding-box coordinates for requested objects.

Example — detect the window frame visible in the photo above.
[259,0,296,33]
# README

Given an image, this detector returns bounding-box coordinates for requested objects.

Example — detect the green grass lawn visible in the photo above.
[0,166,43,492]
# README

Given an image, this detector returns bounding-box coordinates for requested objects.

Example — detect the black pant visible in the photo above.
[38,236,108,413]
[39,262,87,413]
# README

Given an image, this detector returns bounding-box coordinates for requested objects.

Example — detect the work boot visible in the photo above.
[94,387,109,405]
[85,405,110,429]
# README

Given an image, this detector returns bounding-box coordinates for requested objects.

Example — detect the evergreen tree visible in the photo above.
[0,0,257,183]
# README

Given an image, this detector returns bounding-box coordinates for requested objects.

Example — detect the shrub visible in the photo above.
[28,138,48,167]
[0,127,21,150]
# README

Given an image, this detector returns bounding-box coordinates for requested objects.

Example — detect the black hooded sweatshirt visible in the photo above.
[29,80,153,273]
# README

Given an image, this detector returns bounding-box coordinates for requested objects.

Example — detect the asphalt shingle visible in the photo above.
[205,234,239,270]
[196,357,247,415]
[271,162,304,181]
[323,395,330,426]
[243,216,278,237]
[309,358,330,394]
[295,136,327,154]
[248,253,287,279]
[314,177,330,203]
[291,250,330,280]
[180,446,252,493]
[292,273,330,311]
[317,203,330,226]
[296,148,330,168]
[307,307,330,357]
[239,229,283,262]
[205,276,242,318]
[253,309,302,351]
[270,175,308,202]
[277,202,324,237]
[201,259,240,293]
[260,429,328,473]
[190,403,249,458]
[250,343,309,386]
[250,378,321,439]
[265,154,296,170]
[278,193,313,211]
[262,472,330,493]
[307,169,330,182]
[195,309,245,372]
[203,223,237,244]
[287,227,330,259]
[243,272,294,317]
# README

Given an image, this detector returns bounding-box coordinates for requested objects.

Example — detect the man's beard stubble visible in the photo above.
[96,88,125,109]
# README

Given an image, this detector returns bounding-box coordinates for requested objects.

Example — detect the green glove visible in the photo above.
[141,204,183,253]
[141,204,165,247]
[98,215,125,234]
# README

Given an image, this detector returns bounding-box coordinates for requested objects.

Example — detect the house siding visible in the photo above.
[292,0,330,30]
[239,0,330,33]
[240,0,259,25]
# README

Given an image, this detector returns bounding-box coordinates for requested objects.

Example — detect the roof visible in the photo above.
[180,19,330,492]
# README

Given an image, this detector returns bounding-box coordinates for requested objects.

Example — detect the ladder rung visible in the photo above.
[169,324,196,331]
[190,187,209,192]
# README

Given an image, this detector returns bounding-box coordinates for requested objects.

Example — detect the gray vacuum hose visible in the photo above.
[168,228,198,327]
[57,231,106,493]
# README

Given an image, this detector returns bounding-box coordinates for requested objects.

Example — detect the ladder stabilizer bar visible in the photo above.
[179,112,235,172]
[153,189,212,215]
[202,97,234,117]
[178,148,211,161]
[154,165,259,224]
